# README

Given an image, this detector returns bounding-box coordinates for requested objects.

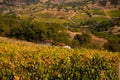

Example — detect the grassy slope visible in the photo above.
[107,9,120,18]
[0,36,120,79]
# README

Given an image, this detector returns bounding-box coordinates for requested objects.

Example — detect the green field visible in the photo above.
[92,16,109,22]
[88,10,105,16]
[72,13,89,23]
[107,10,120,18]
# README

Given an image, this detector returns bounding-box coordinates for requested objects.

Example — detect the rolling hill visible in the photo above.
[0,0,120,51]
[0,0,120,7]
[0,0,120,79]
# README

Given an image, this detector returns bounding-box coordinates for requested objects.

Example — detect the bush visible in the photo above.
[104,39,120,52]
[71,32,100,49]
[73,32,92,45]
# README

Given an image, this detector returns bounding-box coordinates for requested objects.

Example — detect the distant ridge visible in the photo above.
[0,0,120,8]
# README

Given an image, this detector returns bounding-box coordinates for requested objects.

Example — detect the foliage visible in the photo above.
[0,14,70,45]
[74,32,92,45]
[110,0,119,7]
[90,17,120,33]
[92,31,118,40]
[98,0,107,7]
[72,32,96,49]
[0,39,120,80]
[104,39,120,52]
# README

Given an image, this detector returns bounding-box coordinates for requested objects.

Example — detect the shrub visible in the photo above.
[104,39,120,52]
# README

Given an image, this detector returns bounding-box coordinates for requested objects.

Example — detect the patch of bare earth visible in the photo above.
[67,31,82,40]
[90,34,107,48]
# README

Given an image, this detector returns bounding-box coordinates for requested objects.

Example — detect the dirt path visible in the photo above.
[104,9,111,19]
[68,12,76,20]
[68,12,77,23]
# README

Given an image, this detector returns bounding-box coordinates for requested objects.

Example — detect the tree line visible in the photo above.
[0,14,97,49]
[0,14,120,52]
[0,14,70,44]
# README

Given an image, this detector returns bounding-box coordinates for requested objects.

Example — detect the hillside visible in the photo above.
[0,36,120,79]
[0,0,120,79]
[0,0,120,8]
[0,3,120,51]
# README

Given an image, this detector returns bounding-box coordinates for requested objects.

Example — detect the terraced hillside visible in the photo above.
[10,4,120,24]
[0,37,120,80]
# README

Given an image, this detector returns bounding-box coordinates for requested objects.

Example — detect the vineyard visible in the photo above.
[0,37,120,80]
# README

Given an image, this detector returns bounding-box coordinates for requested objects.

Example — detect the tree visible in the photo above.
[104,39,120,52]
[98,0,107,7]
[92,0,95,4]
[74,32,92,45]
[110,0,118,8]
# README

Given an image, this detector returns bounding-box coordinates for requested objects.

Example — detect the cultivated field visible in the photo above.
[0,37,120,79]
